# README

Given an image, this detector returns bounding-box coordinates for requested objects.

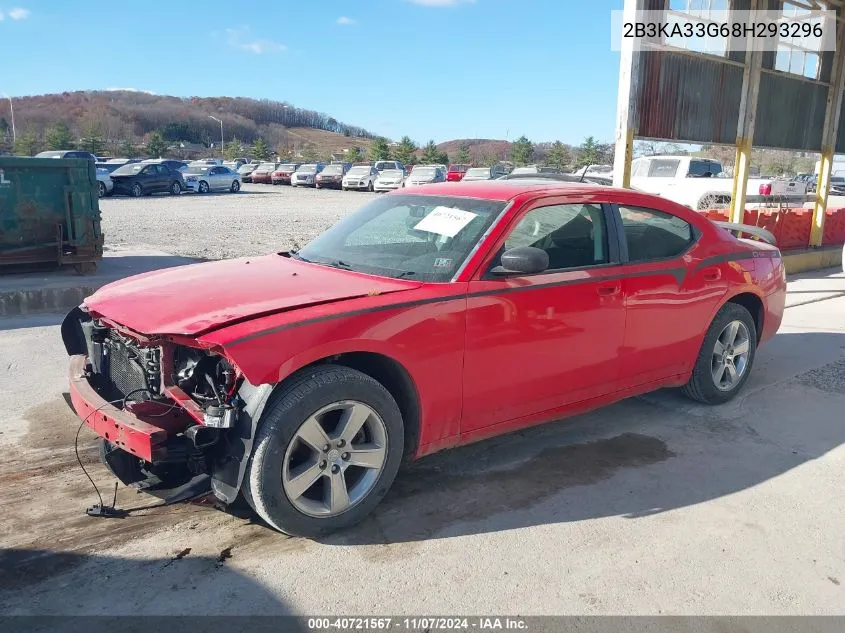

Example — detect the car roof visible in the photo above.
[400,179,622,201]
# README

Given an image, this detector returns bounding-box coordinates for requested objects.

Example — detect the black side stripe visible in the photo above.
[692,251,757,273]
[227,266,687,347]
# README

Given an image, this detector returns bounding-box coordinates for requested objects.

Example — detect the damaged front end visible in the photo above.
[62,305,257,503]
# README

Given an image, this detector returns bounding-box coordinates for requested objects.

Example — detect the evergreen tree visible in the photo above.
[45,122,74,150]
[510,136,534,166]
[13,131,40,156]
[224,138,245,161]
[344,146,364,163]
[421,140,442,164]
[370,137,390,161]
[252,138,270,161]
[546,141,571,172]
[455,142,472,164]
[576,136,601,168]
[145,132,168,158]
[391,136,417,165]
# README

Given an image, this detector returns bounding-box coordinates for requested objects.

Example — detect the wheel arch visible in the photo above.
[211,349,422,504]
[724,290,764,344]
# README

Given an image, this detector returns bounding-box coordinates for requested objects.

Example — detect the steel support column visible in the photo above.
[612,0,642,189]
[812,16,845,247]
[729,0,763,224]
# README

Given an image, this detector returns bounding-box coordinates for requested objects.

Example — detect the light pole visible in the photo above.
[1,94,15,143]
[209,115,223,157]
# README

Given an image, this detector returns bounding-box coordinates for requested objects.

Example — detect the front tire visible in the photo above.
[97,181,106,198]
[130,182,143,198]
[231,180,240,193]
[681,302,757,404]
[170,181,182,195]
[243,365,404,537]
[198,180,210,194]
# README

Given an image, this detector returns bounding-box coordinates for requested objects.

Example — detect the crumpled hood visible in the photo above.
[84,255,421,336]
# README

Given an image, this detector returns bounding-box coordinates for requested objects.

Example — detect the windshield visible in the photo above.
[831,177,845,184]
[278,164,298,171]
[297,194,506,282]
[322,165,343,175]
[412,168,435,178]
[348,167,370,176]
[238,164,256,173]
[257,163,276,171]
[379,169,403,178]
[36,151,65,158]
[185,165,211,175]
[465,168,490,177]
[299,164,318,173]
[375,162,396,170]
[510,167,537,175]
[112,164,146,175]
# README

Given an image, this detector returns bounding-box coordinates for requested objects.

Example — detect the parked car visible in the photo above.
[828,176,845,195]
[271,163,301,185]
[238,163,258,183]
[511,165,560,176]
[109,162,185,197]
[462,167,495,181]
[373,168,406,192]
[315,164,348,189]
[35,150,97,162]
[141,158,187,172]
[447,164,471,181]
[291,164,325,187]
[95,162,122,174]
[251,162,279,184]
[406,165,445,187]
[182,164,242,194]
[374,160,404,173]
[191,158,224,166]
[342,165,379,191]
[105,158,142,167]
[62,180,786,537]
[95,167,113,198]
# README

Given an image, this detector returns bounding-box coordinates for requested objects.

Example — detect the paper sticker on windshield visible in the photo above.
[433,257,453,268]
[413,207,477,238]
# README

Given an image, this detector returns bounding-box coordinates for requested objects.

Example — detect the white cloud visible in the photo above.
[225,26,286,54]
[337,16,356,25]
[8,7,30,20]
[407,0,475,6]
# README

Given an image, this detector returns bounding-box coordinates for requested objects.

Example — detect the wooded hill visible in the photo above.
[0,90,375,157]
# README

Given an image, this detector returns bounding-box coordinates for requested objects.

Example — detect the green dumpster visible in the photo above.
[0,157,103,271]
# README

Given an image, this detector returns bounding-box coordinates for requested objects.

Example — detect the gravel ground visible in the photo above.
[100,184,379,260]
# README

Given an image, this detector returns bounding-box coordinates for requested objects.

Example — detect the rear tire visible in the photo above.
[97,181,106,198]
[681,302,757,404]
[130,183,143,198]
[170,181,181,195]
[243,365,404,537]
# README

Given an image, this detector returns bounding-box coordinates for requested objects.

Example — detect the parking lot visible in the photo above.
[100,183,378,260]
[0,177,842,614]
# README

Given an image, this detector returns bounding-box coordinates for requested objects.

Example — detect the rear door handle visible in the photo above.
[597,284,620,296]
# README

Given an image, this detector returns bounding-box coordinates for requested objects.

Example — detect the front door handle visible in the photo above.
[597,284,620,296]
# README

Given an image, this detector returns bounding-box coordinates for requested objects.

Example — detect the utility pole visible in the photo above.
[209,115,223,158]
[2,94,15,142]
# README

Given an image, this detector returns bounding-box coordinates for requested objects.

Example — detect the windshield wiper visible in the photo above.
[395,270,416,279]
[288,250,311,263]
[320,259,353,271]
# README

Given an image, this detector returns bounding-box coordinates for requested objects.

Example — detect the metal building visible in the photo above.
[613,0,845,250]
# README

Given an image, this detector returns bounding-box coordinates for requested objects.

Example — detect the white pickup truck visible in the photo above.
[630,155,808,209]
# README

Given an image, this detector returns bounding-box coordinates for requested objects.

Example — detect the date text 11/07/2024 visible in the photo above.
[307,618,528,631]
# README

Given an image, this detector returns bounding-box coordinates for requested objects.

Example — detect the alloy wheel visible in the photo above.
[711,320,751,391]
[282,400,388,518]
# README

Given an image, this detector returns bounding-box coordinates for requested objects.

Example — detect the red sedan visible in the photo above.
[447,163,471,181]
[62,180,785,536]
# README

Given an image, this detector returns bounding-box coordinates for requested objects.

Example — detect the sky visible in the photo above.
[0,0,624,145]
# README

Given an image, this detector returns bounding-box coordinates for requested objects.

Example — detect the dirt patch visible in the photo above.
[796,358,845,394]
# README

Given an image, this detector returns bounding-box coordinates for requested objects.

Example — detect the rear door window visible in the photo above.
[619,205,694,262]
[647,159,680,177]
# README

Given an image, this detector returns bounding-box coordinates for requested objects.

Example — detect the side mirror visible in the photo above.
[492,246,549,276]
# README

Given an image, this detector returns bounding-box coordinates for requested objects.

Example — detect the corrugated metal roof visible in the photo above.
[635,51,742,145]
